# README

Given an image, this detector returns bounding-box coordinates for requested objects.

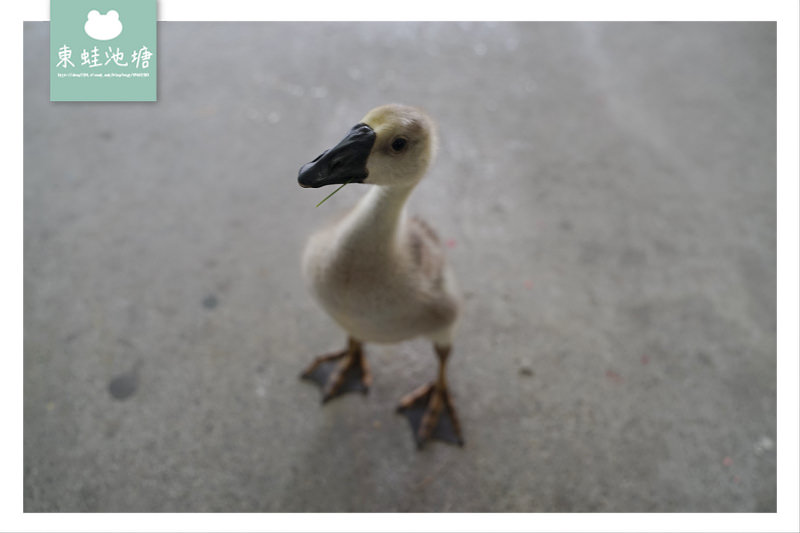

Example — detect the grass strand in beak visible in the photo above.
[315,179,351,207]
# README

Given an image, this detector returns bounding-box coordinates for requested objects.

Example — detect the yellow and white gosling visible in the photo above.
[297,104,463,449]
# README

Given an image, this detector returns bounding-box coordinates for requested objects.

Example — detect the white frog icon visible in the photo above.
[84,10,123,41]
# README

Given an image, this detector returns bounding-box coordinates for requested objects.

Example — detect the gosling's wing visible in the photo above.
[407,215,446,285]
[404,216,460,330]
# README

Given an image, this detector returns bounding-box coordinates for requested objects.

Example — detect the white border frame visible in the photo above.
[3,1,798,532]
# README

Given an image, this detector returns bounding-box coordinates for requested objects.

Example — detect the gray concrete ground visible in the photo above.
[24,22,776,512]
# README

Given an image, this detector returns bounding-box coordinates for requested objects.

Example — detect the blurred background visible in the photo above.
[24,22,775,512]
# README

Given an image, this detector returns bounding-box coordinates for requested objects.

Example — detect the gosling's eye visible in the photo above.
[391,137,408,152]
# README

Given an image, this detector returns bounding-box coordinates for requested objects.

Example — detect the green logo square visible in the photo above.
[50,0,157,101]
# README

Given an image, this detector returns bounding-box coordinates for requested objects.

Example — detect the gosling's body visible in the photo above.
[302,186,460,346]
[298,104,463,448]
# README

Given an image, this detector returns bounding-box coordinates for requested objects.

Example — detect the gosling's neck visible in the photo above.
[337,183,415,255]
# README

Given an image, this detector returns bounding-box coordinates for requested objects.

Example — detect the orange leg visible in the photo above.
[397,344,464,449]
[300,337,371,403]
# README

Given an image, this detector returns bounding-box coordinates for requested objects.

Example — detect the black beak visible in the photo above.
[298,123,376,188]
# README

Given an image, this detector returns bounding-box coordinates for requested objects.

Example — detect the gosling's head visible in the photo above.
[298,104,437,190]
